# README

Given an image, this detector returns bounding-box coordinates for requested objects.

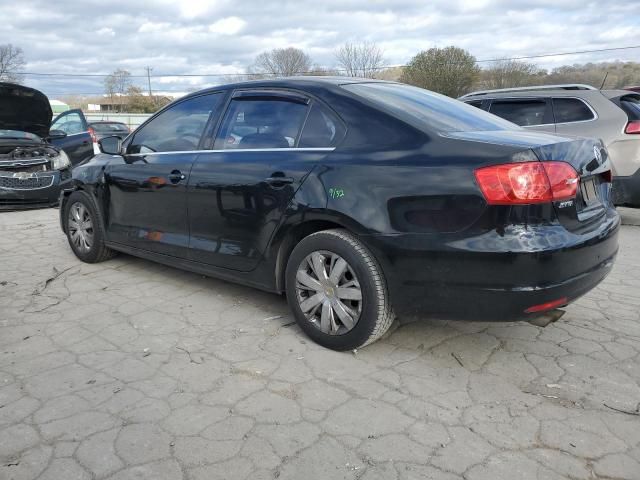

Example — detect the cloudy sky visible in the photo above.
[2,0,640,98]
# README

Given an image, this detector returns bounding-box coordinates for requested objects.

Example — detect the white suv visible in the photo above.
[460,84,640,207]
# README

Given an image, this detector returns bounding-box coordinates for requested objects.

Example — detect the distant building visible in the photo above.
[86,96,126,113]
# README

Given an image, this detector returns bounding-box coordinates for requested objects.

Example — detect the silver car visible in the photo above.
[460,84,640,206]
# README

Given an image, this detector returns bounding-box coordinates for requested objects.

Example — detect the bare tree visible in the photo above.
[335,41,385,78]
[480,60,541,89]
[251,47,312,77]
[400,46,480,97]
[104,69,132,112]
[0,44,26,83]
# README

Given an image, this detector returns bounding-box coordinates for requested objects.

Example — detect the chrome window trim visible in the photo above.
[125,147,335,157]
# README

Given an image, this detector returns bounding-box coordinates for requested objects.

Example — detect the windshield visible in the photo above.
[91,123,129,133]
[0,129,41,141]
[342,83,518,133]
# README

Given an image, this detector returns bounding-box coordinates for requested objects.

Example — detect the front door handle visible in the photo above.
[168,170,186,184]
[265,174,294,186]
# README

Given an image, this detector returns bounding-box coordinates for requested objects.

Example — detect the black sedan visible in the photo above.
[59,78,619,350]
[88,121,130,143]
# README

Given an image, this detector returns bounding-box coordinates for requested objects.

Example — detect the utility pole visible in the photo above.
[145,66,153,98]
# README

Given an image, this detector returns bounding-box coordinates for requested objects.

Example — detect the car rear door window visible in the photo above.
[489,100,548,126]
[298,101,345,148]
[215,96,309,149]
[552,98,595,123]
[127,93,221,154]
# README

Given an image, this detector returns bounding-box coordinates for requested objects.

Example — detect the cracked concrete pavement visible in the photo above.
[1,207,639,480]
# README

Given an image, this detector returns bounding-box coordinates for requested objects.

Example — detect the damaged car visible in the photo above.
[0,82,74,209]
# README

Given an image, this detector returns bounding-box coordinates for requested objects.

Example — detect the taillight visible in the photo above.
[475,161,578,205]
[625,121,640,134]
[88,127,97,143]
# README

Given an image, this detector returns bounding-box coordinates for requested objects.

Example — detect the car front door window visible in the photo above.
[52,112,85,135]
[128,94,221,154]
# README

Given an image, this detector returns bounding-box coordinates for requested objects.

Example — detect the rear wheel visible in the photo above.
[64,191,116,263]
[285,229,395,350]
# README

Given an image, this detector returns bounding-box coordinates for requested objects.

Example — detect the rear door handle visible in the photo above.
[168,170,186,184]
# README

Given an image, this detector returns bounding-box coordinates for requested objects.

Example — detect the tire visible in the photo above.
[63,190,116,263]
[285,229,395,351]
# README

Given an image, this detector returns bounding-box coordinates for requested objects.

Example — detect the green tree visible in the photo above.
[400,46,480,97]
[480,60,541,89]
[104,69,132,112]
[126,86,171,113]
[251,47,312,77]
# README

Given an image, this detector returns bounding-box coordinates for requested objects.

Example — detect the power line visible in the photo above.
[17,44,640,79]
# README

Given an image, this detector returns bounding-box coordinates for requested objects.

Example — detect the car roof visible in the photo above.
[187,76,396,96]
[462,89,631,100]
[89,120,128,125]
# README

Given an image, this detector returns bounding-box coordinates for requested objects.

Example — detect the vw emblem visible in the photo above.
[594,146,603,163]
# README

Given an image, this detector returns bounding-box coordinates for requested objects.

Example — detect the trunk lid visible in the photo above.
[531,136,612,228]
[445,130,613,230]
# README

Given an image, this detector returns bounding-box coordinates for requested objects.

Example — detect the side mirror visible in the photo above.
[99,136,123,155]
[48,129,67,140]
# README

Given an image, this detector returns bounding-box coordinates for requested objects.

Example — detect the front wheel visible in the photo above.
[285,229,395,351]
[63,191,116,263]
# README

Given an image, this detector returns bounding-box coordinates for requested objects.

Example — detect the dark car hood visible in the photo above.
[0,82,52,138]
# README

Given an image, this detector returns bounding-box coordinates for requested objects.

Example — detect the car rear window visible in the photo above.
[342,83,517,133]
[489,100,547,126]
[619,94,640,121]
[91,123,129,133]
[552,98,595,123]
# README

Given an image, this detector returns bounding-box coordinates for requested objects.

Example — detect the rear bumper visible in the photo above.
[363,207,620,320]
[613,169,640,207]
[0,169,72,211]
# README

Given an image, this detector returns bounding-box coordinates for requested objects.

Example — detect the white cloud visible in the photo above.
[209,16,246,35]
[3,0,639,97]
[178,0,211,19]
[138,22,171,33]
[96,27,115,36]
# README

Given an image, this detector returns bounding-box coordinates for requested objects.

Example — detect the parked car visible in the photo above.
[459,84,640,206]
[49,108,96,164]
[59,78,619,350]
[88,121,130,147]
[0,82,76,209]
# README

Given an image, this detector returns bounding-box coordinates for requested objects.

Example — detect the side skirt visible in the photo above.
[105,241,280,294]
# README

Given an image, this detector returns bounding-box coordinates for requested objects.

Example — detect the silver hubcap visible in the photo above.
[68,202,94,253]
[295,250,362,335]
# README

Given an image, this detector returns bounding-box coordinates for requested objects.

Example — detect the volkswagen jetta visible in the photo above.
[59,78,619,350]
